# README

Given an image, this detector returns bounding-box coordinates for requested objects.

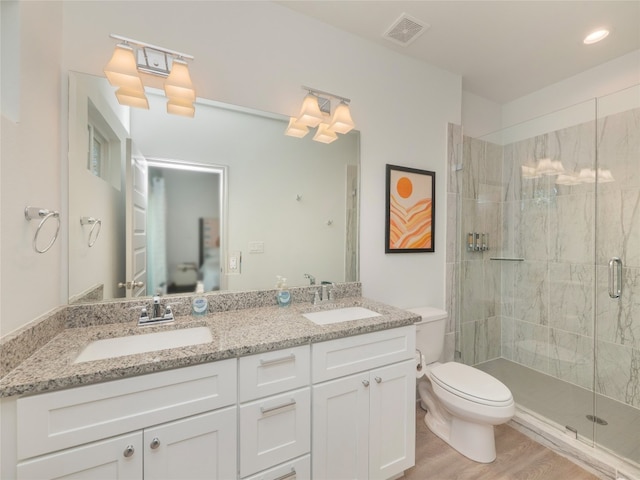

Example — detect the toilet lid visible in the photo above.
[430,362,513,407]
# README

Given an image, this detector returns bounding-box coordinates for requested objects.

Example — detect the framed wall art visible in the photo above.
[385,164,435,253]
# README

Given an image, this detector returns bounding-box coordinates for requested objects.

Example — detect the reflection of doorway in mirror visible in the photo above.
[200,218,220,291]
[146,162,223,294]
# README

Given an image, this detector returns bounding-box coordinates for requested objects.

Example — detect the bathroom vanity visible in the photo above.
[0,293,418,480]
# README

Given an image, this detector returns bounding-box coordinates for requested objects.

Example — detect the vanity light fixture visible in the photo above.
[285,86,355,143]
[105,34,196,117]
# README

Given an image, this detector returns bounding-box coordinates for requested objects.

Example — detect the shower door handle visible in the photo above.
[608,257,622,299]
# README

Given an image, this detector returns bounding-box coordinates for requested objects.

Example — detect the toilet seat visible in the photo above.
[430,362,513,407]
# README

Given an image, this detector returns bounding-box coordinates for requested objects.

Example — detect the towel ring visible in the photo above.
[81,216,102,247]
[24,206,61,254]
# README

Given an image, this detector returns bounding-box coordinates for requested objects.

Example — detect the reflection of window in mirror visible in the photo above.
[86,99,122,190]
[87,123,107,178]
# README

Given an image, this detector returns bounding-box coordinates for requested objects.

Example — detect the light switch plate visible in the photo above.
[227,251,241,274]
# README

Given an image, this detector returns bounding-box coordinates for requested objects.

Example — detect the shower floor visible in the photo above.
[476,358,640,467]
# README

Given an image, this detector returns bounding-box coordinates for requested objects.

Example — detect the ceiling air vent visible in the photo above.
[383,13,429,47]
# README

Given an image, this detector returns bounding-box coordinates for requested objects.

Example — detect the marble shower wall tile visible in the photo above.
[445,262,458,334]
[549,328,594,390]
[513,319,550,374]
[548,263,595,336]
[447,122,463,194]
[596,188,640,268]
[595,340,640,409]
[550,192,595,264]
[460,260,485,323]
[514,198,550,262]
[513,261,549,326]
[501,315,515,361]
[597,108,640,194]
[461,317,501,365]
[446,193,459,264]
[462,136,484,200]
[547,120,597,197]
[596,265,640,351]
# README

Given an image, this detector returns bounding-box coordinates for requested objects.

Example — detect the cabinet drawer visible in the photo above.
[312,326,415,383]
[239,345,310,402]
[244,454,310,480]
[17,360,237,460]
[239,387,311,477]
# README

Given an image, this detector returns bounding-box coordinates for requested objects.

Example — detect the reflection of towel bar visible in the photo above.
[178,263,198,272]
[80,216,102,247]
[24,206,61,254]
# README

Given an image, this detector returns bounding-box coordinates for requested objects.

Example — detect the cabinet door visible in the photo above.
[144,407,237,480]
[369,360,416,480]
[16,432,142,480]
[312,374,370,480]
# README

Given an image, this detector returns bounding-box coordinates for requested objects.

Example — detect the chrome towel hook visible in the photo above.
[80,216,102,247]
[24,206,61,254]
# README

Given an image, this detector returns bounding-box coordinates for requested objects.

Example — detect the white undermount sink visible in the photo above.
[74,326,213,363]
[303,306,382,325]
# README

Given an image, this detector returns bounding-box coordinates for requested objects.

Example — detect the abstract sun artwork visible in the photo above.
[385,164,435,253]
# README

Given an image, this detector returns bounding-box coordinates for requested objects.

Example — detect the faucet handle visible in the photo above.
[312,289,321,305]
[327,283,337,301]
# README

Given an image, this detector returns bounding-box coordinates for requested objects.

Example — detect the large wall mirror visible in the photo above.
[68,72,360,303]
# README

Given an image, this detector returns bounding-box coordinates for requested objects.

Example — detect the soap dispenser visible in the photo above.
[275,275,291,307]
[192,281,208,316]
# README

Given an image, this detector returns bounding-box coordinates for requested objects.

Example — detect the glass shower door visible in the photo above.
[594,84,640,466]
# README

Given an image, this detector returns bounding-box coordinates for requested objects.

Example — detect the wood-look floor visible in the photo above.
[403,407,599,480]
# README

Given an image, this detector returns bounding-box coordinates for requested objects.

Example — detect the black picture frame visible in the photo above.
[385,164,435,253]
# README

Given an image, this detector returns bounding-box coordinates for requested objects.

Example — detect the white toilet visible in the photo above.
[409,306,515,463]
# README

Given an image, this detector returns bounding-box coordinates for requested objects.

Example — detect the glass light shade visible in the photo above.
[164,59,196,101]
[329,102,355,134]
[284,117,309,138]
[597,168,615,183]
[578,168,596,183]
[297,94,323,128]
[535,158,564,175]
[115,87,149,109]
[521,165,541,179]
[555,174,581,186]
[167,98,195,118]
[104,44,144,91]
[313,123,338,144]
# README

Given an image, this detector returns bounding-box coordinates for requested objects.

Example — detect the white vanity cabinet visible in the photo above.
[238,345,311,479]
[14,361,238,480]
[311,326,416,480]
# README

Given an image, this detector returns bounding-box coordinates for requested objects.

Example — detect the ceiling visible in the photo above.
[277,1,640,104]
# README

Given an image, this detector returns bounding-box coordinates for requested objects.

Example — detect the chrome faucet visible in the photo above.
[312,283,336,305]
[138,295,175,326]
[304,273,316,285]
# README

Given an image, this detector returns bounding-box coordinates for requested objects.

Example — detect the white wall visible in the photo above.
[461,50,640,142]
[502,50,640,128]
[1,1,64,336]
[0,1,461,336]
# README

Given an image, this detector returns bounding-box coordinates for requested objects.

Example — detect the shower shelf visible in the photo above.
[489,257,525,262]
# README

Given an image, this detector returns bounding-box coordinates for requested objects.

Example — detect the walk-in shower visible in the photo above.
[453,84,640,473]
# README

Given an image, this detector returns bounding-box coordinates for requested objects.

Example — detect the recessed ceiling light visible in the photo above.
[583,29,609,45]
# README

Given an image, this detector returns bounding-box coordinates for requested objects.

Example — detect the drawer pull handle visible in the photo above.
[259,353,296,366]
[150,437,161,449]
[273,468,297,480]
[123,445,135,458]
[375,376,382,383]
[362,380,370,387]
[260,399,297,415]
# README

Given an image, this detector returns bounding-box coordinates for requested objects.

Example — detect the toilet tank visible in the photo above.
[407,307,448,364]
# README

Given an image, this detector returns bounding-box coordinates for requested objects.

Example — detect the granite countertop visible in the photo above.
[0,297,419,398]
